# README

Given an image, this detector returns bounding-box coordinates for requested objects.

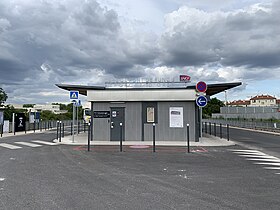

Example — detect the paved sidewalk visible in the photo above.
[0,129,55,139]
[53,133,235,147]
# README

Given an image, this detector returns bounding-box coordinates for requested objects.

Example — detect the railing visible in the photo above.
[203,119,280,133]
[0,120,86,137]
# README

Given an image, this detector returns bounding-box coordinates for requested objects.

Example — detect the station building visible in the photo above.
[57,82,241,142]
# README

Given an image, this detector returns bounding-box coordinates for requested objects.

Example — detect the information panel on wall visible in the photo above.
[147,107,155,123]
[169,107,183,128]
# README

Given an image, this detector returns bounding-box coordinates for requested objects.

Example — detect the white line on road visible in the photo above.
[229,149,264,153]
[263,167,280,170]
[254,162,280,166]
[246,158,280,162]
[238,155,278,159]
[32,140,58,146]
[15,142,42,147]
[0,143,22,149]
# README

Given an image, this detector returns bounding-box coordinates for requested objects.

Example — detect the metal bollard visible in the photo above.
[59,121,62,142]
[78,121,80,134]
[214,123,216,136]
[14,122,16,135]
[205,122,207,133]
[227,124,229,141]
[25,122,27,134]
[209,122,212,135]
[153,123,156,152]
[62,123,64,138]
[56,121,59,140]
[88,123,91,151]
[220,123,222,139]
[34,123,36,133]
[187,124,190,153]
[120,122,123,152]
[84,122,86,133]
[0,124,3,137]
[70,122,73,135]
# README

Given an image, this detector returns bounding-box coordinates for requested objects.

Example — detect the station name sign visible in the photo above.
[93,111,110,118]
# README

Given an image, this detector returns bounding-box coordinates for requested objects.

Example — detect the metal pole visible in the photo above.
[220,123,222,139]
[205,122,207,133]
[120,122,123,152]
[25,121,27,134]
[45,121,46,130]
[59,121,62,142]
[34,122,36,133]
[62,122,64,138]
[78,121,80,134]
[84,122,86,133]
[72,102,75,143]
[227,124,229,141]
[153,123,156,152]
[56,121,59,140]
[70,122,73,135]
[88,123,91,151]
[199,107,202,138]
[0,124,3,137]
[76,105,78,136]
[214,123,216,136]
[187,124,190,153]
[209,122,212,135]
[12,113,15,134]
[40,120,42,131]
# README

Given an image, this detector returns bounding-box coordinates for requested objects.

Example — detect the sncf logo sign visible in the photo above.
[179,75,191,81]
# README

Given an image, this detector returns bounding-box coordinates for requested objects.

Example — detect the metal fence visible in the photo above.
[0,120,86,137]
[203,119,280,133]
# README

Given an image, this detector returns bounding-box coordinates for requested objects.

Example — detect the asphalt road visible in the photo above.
[222,126,280,158]
[0,131,280,209]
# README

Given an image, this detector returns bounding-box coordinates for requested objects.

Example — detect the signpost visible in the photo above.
[70,90,79,142]
[196,81,208,139]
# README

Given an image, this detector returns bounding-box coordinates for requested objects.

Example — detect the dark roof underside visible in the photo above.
[56,82,242,96]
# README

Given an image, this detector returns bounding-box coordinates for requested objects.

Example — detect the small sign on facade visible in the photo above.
[93,111,110,118]
[147,107,155,123]
[180,75,191,82]
[169,107,183,128]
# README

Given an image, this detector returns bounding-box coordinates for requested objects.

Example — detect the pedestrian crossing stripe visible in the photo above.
[32,140,58,146]
[0,143,22,149]
[15,142,42,147]
[230,149,280,175]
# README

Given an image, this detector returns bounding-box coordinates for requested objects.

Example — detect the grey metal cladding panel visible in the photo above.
[92,103,111,141]
[157,102,196,141]
[125,102,142,141]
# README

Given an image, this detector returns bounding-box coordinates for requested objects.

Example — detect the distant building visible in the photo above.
[250,94,277,107]
[228,100,250,107]
[228,94,279,107]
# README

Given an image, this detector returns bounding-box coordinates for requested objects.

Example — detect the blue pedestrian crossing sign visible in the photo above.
[196,95,208,107]
[70,90,79,103]
[70,90,79,100]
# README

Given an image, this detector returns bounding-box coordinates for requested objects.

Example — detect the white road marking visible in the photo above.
[15,142,42,147]
[0,178,5,181]
[264,167,280,170]
[0,143,22,149]
[238,155,278,159]
[32,140,58,146]
[229,149,263,153]
[247,158,280,162]
[255,162,280,166]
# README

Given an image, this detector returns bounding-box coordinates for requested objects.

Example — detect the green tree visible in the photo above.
[0,88,8,107]
[203,97,224,118]
[23,104,35,108]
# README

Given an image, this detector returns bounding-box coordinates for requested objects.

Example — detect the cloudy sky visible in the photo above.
[1,0,280,104]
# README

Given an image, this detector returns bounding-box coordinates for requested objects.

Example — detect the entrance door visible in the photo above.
[110,107,125,141]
